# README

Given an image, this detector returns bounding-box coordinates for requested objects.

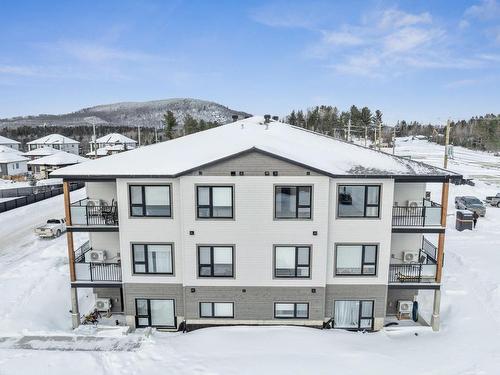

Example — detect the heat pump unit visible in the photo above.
[407,200,420,208]
[85,250,106,263]
[403,251,419,263]
[398,300,413,314]
[95,298,112,311]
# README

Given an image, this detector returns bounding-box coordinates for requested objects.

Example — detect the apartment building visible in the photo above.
[51,116,461,332]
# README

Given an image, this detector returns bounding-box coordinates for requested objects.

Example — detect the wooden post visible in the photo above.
[63,180,76,282]
[435,181,449,283]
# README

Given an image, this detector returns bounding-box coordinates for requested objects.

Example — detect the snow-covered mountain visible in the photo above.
[0,98,251,128]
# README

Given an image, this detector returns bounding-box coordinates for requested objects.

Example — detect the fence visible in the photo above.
[0,182,84,213]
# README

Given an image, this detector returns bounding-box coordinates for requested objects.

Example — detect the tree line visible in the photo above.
[285,105,383,139]
[284,106,500,151]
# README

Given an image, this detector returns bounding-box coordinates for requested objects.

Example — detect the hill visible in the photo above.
[0,98,251,129]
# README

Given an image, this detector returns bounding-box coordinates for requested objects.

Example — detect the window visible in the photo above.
[337,185,380,218]
[197,186,233,218]
[130,185,171,217]
[132,244,173,274]
[275,186,312,219]
[199,302,234,318]
[335,245,377,276]
[333,300,374,330]
[198,246,234,277]
[274,246,310,278]
[136,299,175,327]
[274,303,309,319]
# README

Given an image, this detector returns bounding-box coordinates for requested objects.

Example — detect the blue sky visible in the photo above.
[0,0,499,124]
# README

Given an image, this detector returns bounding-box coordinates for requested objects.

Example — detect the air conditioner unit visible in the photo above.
[407,200,420,208]
[398,300,413,314]
[85,250,106,263]
[403,251,419,263]
[95,298,112,311]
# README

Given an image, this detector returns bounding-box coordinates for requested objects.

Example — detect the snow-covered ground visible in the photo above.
[0,177,62,190]
[0,138,499,374]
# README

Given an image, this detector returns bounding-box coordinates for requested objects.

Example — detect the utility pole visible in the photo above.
[138,125,141,147]
[93,123,97,159]
[364,126,367,147]
[378,120,382,150]
[444,119,451,169]
[347,119,351,142]
[392,126,396,155]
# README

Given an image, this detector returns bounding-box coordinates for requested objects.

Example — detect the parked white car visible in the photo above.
[35,218,66,238]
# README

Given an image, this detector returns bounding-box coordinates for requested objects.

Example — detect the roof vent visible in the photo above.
[264,114,271,123]
[232,115,239,122]
[272,116,279,121]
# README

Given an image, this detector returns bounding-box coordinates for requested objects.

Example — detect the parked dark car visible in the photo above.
[455,196,486,216]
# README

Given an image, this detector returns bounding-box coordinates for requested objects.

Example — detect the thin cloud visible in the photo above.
[464,0,500,20]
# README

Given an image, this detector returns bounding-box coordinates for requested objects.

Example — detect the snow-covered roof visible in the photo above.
[21,146,60,157]
[0,135,21,145]
[27,134,79,145]
[0,145,22,154]
[85,144,127,156]
[94,133,137,144]
[51,116,461,180]
[0,152,28,163]
[28,151,88,166]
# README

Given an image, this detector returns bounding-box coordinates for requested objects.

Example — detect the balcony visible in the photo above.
[389,237,438,284]
[69,198,118,229]
[392,199,442,230]
[74,241,121,282]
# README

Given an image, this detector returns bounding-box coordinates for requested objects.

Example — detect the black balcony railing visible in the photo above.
[389,237,438,283]
[392,199,442,227]
[74,241,91,263]
[74,242,121,282]
[70,198,118,226]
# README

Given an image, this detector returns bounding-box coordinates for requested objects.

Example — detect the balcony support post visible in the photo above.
[64,180,80,329]
[435,182,449,283]
[431,289,441,331]
[70,286,80,329]
[63,180,76,282]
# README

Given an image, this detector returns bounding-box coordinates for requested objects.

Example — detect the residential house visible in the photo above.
[86,144,131,159]
[27,134,80,155]
[0,152,28,176]
[21,146,60,161]
[89,133,137,156]
[0,135,21,151]
[51,116,461,332]
[29,151,88,179]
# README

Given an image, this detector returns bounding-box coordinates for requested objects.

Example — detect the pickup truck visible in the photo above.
[35,218,66,238]
[455,196,486,217]
[485,193,500,207]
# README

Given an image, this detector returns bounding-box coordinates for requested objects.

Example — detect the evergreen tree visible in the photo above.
[288,110,297,125]
[162,111,177,140]
[183,114,199,135]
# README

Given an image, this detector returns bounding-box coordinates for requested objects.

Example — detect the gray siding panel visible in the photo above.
[123,283,184,316]
[190,151,319,176]
[325,284,387,317]
[184,286,325,320]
